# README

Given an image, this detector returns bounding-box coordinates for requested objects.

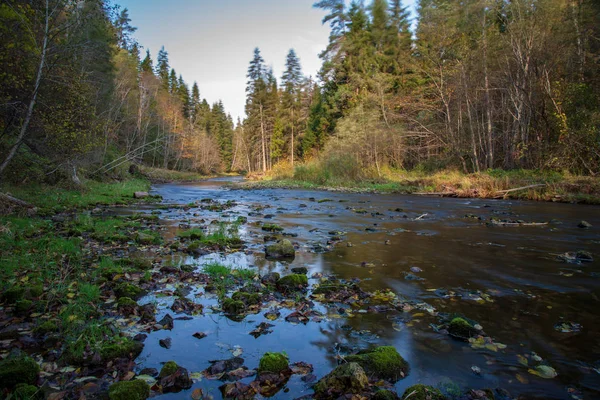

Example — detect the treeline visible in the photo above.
[241,0,600,176]
[0,0,234,185]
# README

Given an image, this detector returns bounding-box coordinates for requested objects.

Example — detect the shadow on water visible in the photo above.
[127,176,600,399]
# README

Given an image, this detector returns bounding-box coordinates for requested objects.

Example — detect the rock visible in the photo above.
[135,232,156,245]
[578,220,592,228]
[261,272,281,285]
[219,381,256,399]
[448,317,479,340]
[156,314,174,330]
[0,323,32,340]
[222,298,245,314]
[134,192,149,199]
[262,223,284,232]
[114,283,144,300]
[347,242,353,247]
[400,384,446,400]
[15,299,32,314]
[257,352,289,374]
[276,274,308,292]
[313,362,368,399]
[0,356,40,389]
[205,357,245,376]
[193,332,207,339]
[345,346,408,382]
[159,364,192,393]
[265,239,295,259]
[108,380,150,400]
[232,291,261,306]
[139,368,158,377]
[373,390,400,400]
[291,267,308,275]
[159,338,172,349]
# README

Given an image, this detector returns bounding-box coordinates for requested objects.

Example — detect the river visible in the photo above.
[133,176,600,399]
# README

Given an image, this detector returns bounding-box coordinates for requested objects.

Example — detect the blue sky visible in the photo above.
[115,0,417,121]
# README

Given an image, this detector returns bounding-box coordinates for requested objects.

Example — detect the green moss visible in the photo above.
[34,320,58,335]
[265,239,295,259]
[15,299,33,314]
[345,346,408,382]
[117,297,137,308]
[2,286,24,304]
[262,223,284,232]
[12,383,40,400]
[135,231,161,245]
[232,291,261,305]
[114,283,144,300]
[257,352,289,374]
[373,390,399,400]
[448,317,478,339]
[313,362,368,397]
[401,384,446,400]
[222,298,245,314]
[0,356,40,389]
[313,283,345,295]
[123,257,153,271]
[108,380,150,400]
[159,361,179,378]
[26,285,44,299]
[276,274,308,292]
[100,337,144,360]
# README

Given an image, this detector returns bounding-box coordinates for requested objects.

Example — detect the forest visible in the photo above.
[1,0,599,189]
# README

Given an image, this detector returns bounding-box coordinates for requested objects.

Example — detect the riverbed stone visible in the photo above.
[257,352,289,374]
[291,266,308,275]
[133,191,149,199]
[313,362,368,398]
[222,298,246,314]
[232,291,261,306]
[400,384,446,400]
[276,274,308,292]
[261,272,280,285]
[265,239,295,259]
[108,380,150,400]
[578,220,592,228]
[448,317,479,340]
[345,346,408,382]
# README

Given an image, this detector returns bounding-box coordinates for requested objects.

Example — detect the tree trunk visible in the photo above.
[260,103,266,172]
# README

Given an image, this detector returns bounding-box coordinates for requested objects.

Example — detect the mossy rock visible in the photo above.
[257,352,289,374]
[373,390,400,400]
[313,362,368,398]
[124,257,153,271]
[114,283,144,300]
[159,361,179,378]
[265,239,295,259]
[26,285,44,299]
[291,267,308,275]
[0,356,40,389]
[99,337,144,361]
[448,317,478,340]
[313,283,345,295]
[187,241,203,253]
[15,299,33,314]
[262,223,284,232]
[117,297,138,308]
[276,274,308,292]
[345,346,408,382]
[400,384,446,400]
[2,286,25,304]
[135,232,160,245]
[33,320,59,335]
[12,383,41,400]
[232,291,261,306]
[222,298,245,314]
[108,379,150,400]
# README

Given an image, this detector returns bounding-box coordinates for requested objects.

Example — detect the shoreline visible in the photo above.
[228,176,600,205]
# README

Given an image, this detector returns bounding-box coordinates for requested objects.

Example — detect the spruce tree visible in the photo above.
[156,46,170,90]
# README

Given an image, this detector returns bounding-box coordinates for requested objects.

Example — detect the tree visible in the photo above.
[281,49,304,165]
[156,46,170,90]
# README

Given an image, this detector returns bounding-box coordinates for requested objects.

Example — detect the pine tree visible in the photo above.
[177,75,190,119]
[156,46,170,90]
[169,68,178,94]
[140,49,153,73]
[281,49,304,165]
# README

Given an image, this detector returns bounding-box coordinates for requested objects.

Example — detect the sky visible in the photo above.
[115,0,417,121]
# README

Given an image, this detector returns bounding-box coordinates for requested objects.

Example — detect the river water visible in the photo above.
[134,176,600,399]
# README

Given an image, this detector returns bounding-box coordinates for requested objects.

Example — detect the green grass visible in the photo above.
[243,160,600,204]
[232,268,258,281]
[138,165,209,183]
[1,178,153,213]
[181,223,242,247]
[203,262,232,278]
